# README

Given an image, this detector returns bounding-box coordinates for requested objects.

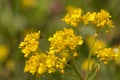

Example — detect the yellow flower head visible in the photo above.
[93,9,114,28]
[24,50,67,76]
[86,36,107,55]
[81,58,94,71]
[82,12,96,25]
[48,28,83,53]
[62,6,82,27]
[24,52,47,75]
[95,48,119,64]
[19,31,40,57]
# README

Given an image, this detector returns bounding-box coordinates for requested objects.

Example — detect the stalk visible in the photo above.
[86,33,98,80]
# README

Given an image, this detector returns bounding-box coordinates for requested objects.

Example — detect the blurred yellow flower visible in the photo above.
[22,0,37,8]
[19,31,40,57]
[86,36,106,54]
[62,6,82,27]
[113,45,120,64]
[6,59,15,71]
[66,6,76,12]
[81,58,94,71]
[0,44,9,62]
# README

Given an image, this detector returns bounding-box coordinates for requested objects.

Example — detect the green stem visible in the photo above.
[71,53,84,80]
[86,34,98,80]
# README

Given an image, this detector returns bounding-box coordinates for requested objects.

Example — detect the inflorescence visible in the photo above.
[19,6,119,79]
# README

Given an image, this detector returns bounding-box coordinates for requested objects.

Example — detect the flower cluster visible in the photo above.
[19,31,40,57]
[19,28,83,77]
[62,6,82,27]
[62,6,114,29]
[48,28,83,56]
[83,10,114,28]
[19,6,119,80]
[24,51,67,75]
[82,12,96,25]
[95,48,119,64]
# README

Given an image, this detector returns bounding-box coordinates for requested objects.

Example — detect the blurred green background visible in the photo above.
[0,0,120,80]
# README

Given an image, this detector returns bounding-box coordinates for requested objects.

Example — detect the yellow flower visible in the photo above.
[46,54,57,68]
[82,12,96,25]
[24,50,67,76]
[66,6,76,12]
[6,59,15,71]
[62,6,82,27]
[81,58,94,71]
[95,48,119,64]
[48,28,83,53]
[47,50,67,73]
[24,52,47,75]
[93,9,114,28]
[0,44,9,62]
[19,31,40,57]
[115,52,120,64]
[38,63,47,74]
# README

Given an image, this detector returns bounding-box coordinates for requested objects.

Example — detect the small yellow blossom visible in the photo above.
[62,6,82,27]
[46,54,57,68]
[55,57,67,72]
[19,31,40,57]
[47,50,67,73]
[46,56,67,74]
[95,48,119,64]
[38,63,47,74]
[48,28,83,53]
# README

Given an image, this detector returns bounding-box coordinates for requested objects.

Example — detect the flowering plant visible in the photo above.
[19,6,119,80]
